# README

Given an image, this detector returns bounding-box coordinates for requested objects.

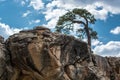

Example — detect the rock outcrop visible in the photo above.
[0,36,5,80]
[0,26,120,80]
[0,36,9,80]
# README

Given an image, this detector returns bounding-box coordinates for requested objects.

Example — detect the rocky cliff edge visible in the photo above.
[0,26,120,80]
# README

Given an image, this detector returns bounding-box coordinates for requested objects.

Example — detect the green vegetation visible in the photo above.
[55,8,98,50]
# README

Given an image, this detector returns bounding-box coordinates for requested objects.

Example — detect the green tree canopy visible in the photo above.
[55,8,97,50]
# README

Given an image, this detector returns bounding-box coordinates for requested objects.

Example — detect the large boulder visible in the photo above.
[5,27,92,80]
[0,26,119,80]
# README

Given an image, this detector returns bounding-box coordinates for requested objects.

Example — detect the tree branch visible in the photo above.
[72,20,86,26]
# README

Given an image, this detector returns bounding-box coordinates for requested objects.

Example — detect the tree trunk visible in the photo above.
[85,25,92,62]
[85,25,91,51]
[72,20,91,51]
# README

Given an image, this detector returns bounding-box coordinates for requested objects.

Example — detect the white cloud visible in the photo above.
[93,41,120,57]
[43,0,120,28]
[29,0,44,10]
[29,19,40,25]
[84,2,108,20]
[34,19,40,23]
[43,8,67,28]
[92,39,103,46]
[44,0,79,28]
[22,10,31,17]
[21,1,25,6]
[0,22,23,38]
[44,9,66,21]
[43,18,57,28]
[0,18,2,21]
[110,26,120,34]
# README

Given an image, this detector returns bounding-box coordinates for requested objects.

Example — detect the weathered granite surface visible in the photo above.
[0,26,120,80]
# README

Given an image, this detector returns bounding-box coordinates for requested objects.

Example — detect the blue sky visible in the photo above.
[0,0,120,57]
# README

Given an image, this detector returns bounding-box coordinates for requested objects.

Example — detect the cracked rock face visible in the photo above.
[0,26,120,80]
[0,37,6,80]
[0,36,10,80]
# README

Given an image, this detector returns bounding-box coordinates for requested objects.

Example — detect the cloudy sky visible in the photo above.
[0,0,120,57]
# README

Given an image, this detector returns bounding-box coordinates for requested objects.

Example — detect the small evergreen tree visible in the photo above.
[55,8,97,50]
